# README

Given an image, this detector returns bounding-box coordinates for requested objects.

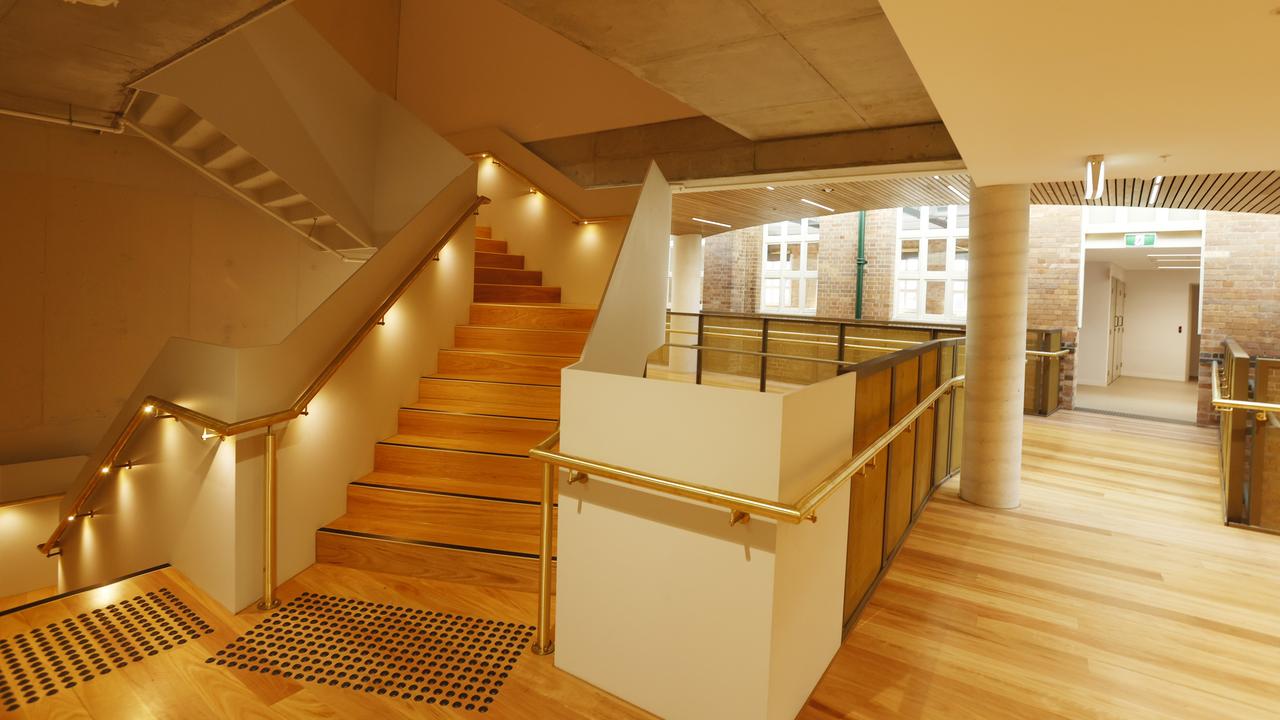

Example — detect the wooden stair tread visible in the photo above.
[324,515,542,556]
[383,431,545,457]
[454,325,585,356]
[407,398,558,421]
[356,470,541,503]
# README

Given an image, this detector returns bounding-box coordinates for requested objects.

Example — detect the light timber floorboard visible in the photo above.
[802,410,1280,720]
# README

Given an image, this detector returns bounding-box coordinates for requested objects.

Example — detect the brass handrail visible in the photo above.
[39,195,490,557]
[527,372,965,653]
[1212,359,1280,418]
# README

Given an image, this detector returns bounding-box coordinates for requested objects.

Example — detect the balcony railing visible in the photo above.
[1214,339,1280,531]
[652,310,1067,413]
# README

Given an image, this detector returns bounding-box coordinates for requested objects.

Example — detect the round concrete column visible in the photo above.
[669,234,703,374]
[960,184,1030,508]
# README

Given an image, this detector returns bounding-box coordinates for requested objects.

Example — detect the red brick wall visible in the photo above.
[1026,206,1083,409]
[1197,211,1280,424]
[701,226,761,313]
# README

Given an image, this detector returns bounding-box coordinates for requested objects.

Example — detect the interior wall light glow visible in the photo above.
[1148,175,1164,206]
[1084,154,1105,200]
[691,217,731,228]
[800,198,835,212]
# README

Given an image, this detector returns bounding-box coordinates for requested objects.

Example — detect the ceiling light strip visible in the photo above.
[691,217,731,228]
[800,198,835,212]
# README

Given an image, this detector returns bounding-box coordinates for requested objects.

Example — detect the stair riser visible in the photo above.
[397,410,554,455]
[454,326,585,356]
[418,378,560,420]
[475,268,542,286]
[474,284,562,303]
[346,485,541,536]
[469,304,596,331]
[475,239,507,253]
[317,532,544,593]
[436,351,572,385]
[476,226,493,240]
[475,251,524,269]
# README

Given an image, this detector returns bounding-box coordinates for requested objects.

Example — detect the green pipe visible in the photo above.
[855,210,867,319]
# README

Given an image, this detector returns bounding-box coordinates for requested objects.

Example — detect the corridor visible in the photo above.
[803,411,1280,719]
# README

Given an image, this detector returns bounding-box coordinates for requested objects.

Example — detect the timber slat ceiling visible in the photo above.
[675,171,1280,234]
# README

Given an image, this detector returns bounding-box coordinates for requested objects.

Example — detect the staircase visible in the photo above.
[125,91,367,255]
[315,227,594,591]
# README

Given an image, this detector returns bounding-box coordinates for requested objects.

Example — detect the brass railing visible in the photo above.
[1212,342,1280,531]
[39,196,490,608]
[526,336,966,654]
[659,311,1067,409]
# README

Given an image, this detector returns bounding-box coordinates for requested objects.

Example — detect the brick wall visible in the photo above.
[1027,206,1083,409]
[1197,211,1280,424]
[701,226,761,313]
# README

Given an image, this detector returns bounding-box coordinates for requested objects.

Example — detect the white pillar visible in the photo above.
[670,234,703,374]
[960,184,1030,509]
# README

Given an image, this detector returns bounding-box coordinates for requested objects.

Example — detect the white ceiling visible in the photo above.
[879,0,1280,186]
[1086,247,1201,272]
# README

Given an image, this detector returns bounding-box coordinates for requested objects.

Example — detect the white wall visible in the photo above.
[1122,269,1199,381]
[0,116,356,467]
[1077,261,1114,386]
[556,367,853,720]
[1,498,62,599]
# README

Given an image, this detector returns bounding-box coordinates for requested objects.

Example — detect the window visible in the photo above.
[894,205,969,323]
[760,218,820,314]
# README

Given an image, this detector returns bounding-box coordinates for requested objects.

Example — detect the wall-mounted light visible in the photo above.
[1148,175,1164,206]
[1083,154,1105,200]
[113,460,134,470]
[201,428,222,441]
[300,406,310,416]
[377,317,386,326]
[480,153,489,158]
[528,187,538,194]
[99,465,111,475]
[800,198,835,212]
[143,404,155,415]
[691,217,731,228]
[66,510,95,522]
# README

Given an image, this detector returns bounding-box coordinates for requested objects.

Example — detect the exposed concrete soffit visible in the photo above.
[523,116,959,188]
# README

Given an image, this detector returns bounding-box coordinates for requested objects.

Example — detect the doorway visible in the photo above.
[1076,248,1201,423]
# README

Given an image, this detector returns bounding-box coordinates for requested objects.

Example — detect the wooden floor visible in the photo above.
[802,411,1280,720]
[0,564,652,719]
[5,410,1278,719]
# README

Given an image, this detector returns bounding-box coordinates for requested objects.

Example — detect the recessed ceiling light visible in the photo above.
[800,198,835,212]
[765,186,775,190]
[691,217,731,228]
[1084,154,1105,200]
[1148,175,1164,206]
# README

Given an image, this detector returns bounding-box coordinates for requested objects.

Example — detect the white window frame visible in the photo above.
[759,219,820,315]
[893,205,969,324]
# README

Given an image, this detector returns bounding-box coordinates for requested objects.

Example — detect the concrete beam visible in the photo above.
[524,117,959,188]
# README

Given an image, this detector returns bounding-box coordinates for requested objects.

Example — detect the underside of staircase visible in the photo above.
[125,91,368,256]
[316,227,593,591]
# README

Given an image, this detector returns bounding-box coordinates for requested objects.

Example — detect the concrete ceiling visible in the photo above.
[397,0,700,143]
[497,0,939,141]
[879,0,1280,187]
[0,0,274,126]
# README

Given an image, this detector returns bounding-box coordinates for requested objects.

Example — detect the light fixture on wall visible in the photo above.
[66,510,96,522]
[1083,155,1105,200]
[800,198,835,212]
[691,217,731,228]
[1148,175,1164,206]
[99,465,111,475]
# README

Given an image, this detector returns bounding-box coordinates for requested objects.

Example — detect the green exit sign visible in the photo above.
[1125,232,1156,246]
